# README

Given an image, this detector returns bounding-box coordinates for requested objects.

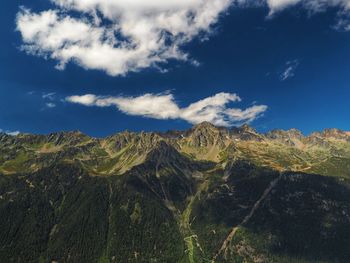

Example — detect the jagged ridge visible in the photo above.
[1,122,350,178]
[1,123,350,263]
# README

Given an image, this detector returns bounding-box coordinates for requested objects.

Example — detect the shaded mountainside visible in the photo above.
[0,123,350,262]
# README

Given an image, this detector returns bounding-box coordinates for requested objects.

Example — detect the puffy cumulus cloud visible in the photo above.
[66,92,267,126]
[16,0,232,76]
[15,0,350,76]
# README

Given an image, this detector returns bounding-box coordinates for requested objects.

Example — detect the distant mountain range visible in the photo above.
[1,122,350,262]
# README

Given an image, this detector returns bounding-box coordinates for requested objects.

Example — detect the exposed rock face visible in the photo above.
[186,121,228,148]
[266,128,304,140]
[1,122,350,177]
[231,124,264,141]
[319,128,350,141]
[105,131,163,153]
[1,123,350,263]
[266,129,304,147]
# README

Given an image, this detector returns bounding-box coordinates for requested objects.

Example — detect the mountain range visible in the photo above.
[1,122,350,262]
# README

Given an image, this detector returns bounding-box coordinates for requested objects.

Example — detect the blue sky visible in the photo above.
[0,0,350,137]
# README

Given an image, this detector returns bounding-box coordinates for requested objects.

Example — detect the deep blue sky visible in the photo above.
[1,1,349,137]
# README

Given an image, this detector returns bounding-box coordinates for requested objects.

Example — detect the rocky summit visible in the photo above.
[1,123,350,262]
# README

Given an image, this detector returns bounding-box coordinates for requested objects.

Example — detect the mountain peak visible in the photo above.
[1,124,350,263]
[323,128,348,136]
[310,128,350,141]
[239,123,256,133]
[192,121,218,130]
[267,128,304,139]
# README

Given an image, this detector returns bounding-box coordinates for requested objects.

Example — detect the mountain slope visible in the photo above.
[0,124,350,263]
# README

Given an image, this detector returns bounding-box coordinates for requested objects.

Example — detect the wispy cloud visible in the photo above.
[280,59,299,81]
[40,92,57,108]
[45,102,56,108]
[0,129,20,136]
[267,0,350,15]
[266,0,350,31]
[267,0,302,15]
[66,92,267,126]
[42,92,56,101]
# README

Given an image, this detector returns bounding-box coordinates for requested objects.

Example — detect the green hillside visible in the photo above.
[1,123,350,262]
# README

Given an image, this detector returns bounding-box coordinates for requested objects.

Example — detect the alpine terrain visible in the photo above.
[1,122,350,263]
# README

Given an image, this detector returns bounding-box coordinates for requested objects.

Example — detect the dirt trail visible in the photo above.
[212,175,282,262]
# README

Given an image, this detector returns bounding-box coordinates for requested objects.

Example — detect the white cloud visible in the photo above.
[0,129,20,136]
[265,1,350,29]
[225,105,269,121]
[42,92,56,100]
[16,0,232,76]
[280,59,299,81]
[7,131,20,136]
[16,0,350,77]
[45,102,56,108]
[40,92,57,108]
[267,0,302,14]
[66,94,98,106]
[266,0,350,23]
[66,92,267,126]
